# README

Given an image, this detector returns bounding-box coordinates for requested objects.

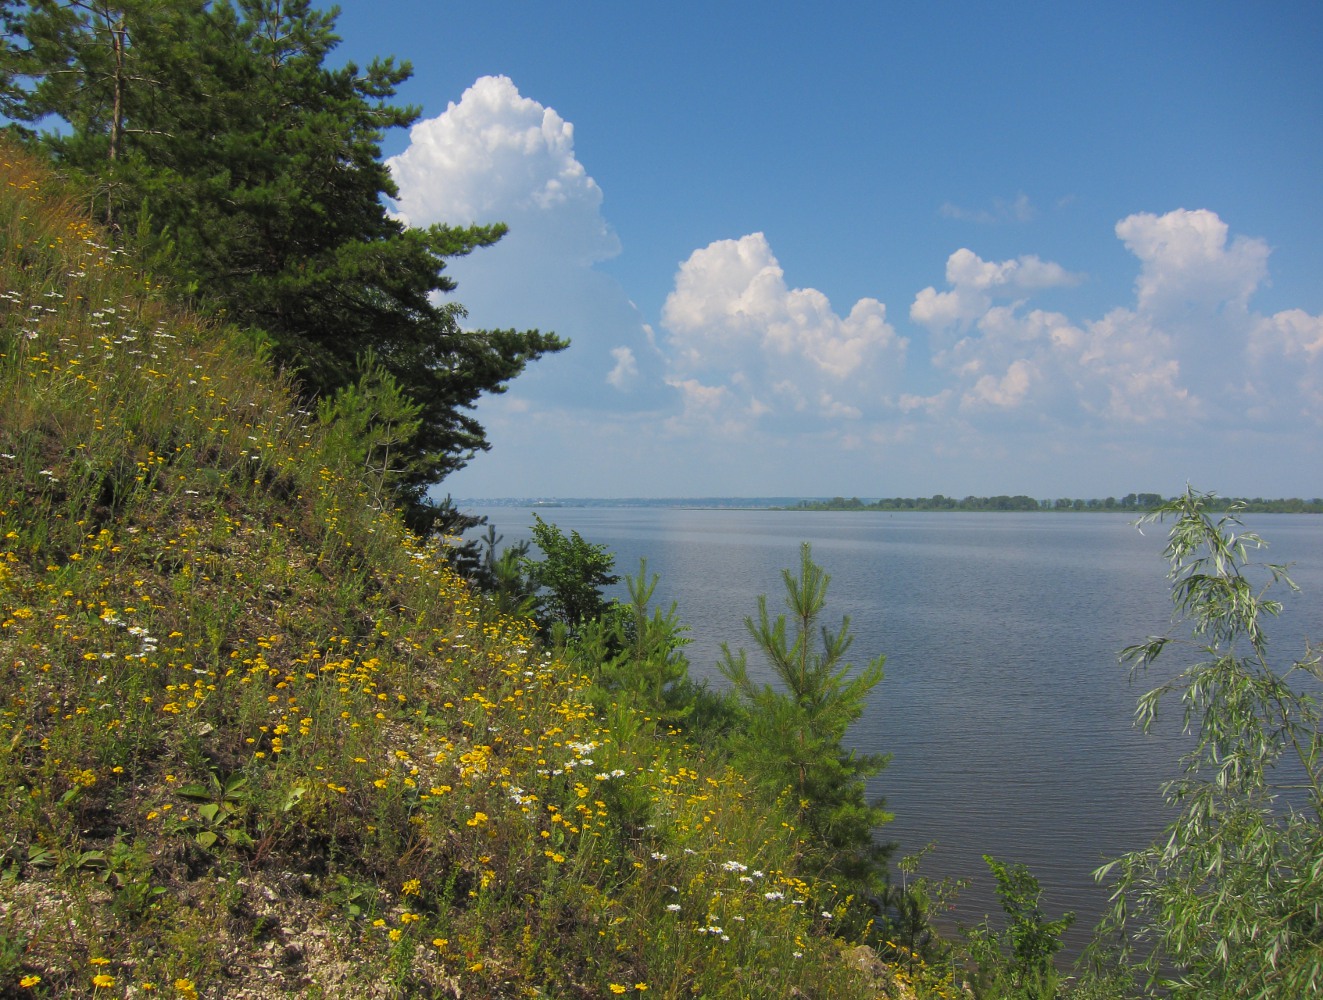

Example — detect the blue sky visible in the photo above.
[330,2,1323,499]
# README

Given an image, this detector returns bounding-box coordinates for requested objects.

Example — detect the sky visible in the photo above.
[328,2,1323,500]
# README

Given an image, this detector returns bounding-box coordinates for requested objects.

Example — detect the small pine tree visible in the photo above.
[719,542,892,889]
[569,560,694,723]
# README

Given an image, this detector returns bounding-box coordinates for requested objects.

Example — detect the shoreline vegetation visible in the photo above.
[787,495,1323,513]
[455,495,1323,513]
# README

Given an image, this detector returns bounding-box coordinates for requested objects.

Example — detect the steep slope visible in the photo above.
[0,146,912,998]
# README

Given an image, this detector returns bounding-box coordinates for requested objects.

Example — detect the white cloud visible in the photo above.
[385,76,671,413]
[933,298,1191,426]
[658,233,907,431]
[383,78,1317,498]
[1253,308,1323,363]
[911,249,1083,337]
[605,346,639,390]
[1247,308,1323,421]
[911,210,1323,430]
[663,377,748,438]
[1115,209,1268,315]
[961,358,1037,411]
[388,75,618,265]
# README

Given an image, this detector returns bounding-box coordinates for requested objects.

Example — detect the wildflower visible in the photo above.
[19,975,40,988]
[665,903,681,912]
[609,986,627,995]
[92,973,116,988]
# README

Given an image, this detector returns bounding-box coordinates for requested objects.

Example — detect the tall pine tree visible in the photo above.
[8,0,566,526]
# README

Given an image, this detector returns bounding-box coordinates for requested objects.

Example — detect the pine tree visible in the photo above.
[719,542,892,888]
[7,0,566,523]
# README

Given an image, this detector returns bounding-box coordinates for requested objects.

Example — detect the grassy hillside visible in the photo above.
[0,146,932,998]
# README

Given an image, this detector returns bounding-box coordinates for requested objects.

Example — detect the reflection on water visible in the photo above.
[464,507,1323,960]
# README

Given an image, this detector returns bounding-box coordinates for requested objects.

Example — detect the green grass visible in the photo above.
[0,143,942,998]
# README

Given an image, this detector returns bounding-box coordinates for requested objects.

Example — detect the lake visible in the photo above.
[461,505,1323,958]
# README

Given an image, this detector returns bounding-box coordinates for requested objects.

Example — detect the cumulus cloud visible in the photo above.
[388,75,618,264]
[386,76,673,411]
[658,233,907,431]
[908,208,1323,431]
[1247,309,1323,421]
[961,358,1038,411]
[1116,209,1269,315]
[383,79,1318,496]
[911,249,1083,337]
[1253,309,1323,363]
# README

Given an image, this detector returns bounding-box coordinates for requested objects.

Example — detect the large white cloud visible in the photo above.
[1116,208,1269,316]
[386,76,668,410]
[388,75,619,265]
[659,233,907,433]
[910,209,1320,429]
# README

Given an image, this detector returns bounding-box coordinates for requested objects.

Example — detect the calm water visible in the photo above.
[464,507,1323,957]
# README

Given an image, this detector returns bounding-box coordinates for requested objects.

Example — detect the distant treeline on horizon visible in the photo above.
[790,493,1323,513]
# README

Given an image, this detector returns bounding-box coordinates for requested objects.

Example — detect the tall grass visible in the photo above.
[0,142,928,998]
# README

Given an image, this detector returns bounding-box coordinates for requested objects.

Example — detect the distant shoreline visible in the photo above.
[454,495,1323,514]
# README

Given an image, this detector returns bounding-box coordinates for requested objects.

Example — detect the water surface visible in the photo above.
[464,507,1323,957]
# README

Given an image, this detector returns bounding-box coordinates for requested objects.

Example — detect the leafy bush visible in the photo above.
[525,511,620,630]
[1096,489,1323,998]
[965,856,1074,999]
